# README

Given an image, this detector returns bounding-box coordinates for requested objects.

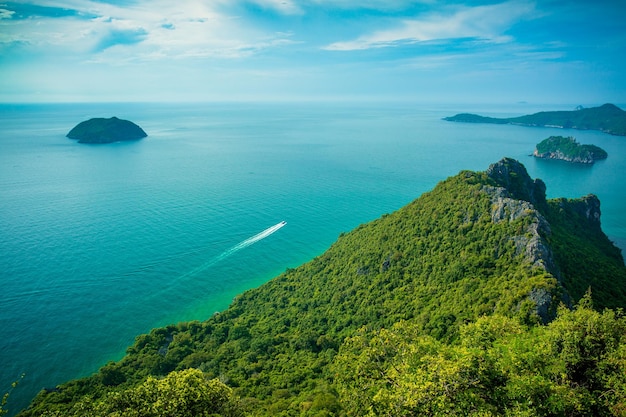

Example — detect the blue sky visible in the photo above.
[1,0,625,103]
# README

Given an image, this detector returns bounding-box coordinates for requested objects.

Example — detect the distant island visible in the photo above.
[533,136,608,164]
[67,117,147,144]
[443,103,626,136]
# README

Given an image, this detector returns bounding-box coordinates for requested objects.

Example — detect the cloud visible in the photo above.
[0,8,15,19]
[0,0,295,61]
[324,0,536,51]
[94,27,147,51]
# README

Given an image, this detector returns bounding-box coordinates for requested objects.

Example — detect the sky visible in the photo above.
[1,0,625,103]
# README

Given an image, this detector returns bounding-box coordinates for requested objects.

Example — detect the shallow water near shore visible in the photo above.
[1,101,625,415]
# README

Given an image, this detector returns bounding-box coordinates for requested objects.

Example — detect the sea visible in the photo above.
[1,102,625,415]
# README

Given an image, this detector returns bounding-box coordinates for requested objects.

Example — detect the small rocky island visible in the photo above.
[533,136,608,164]
[443,103,626,136]
[67,117,147,144]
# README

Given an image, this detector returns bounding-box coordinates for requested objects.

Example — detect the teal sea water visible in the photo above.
[1,102,625,415]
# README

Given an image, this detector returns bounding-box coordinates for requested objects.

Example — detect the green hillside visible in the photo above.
[444,103,626,136]
[15,159,626,417]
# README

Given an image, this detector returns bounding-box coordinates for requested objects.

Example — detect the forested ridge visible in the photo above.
[444,103,626,136]
[14,158,626,416]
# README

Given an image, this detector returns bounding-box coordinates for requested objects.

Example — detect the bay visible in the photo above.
[1,102,625,415]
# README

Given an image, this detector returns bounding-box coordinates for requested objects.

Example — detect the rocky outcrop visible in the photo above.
[575,195,602,225]
[67,117,147,144]
[553,194,602,229]
[483,158,564,322]
[482,184,558,277]
[533,149,595,164]
[486,157,547,209]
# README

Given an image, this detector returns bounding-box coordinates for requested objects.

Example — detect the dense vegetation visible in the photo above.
[334,298,626,416]
[534,136,608,163]
[444,103,626,136]
[66,117,147,144]
[15,159,626,416]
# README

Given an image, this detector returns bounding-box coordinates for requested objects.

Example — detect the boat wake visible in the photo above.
[220,221,286,259]
[180,221,287,280]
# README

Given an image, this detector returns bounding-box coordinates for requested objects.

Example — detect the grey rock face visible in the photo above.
[482,158,569,322]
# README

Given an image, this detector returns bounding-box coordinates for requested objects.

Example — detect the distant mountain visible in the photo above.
[67,117,147,144]
[17,159,626,417]
[533,136,608,164]
[444,103,626,136]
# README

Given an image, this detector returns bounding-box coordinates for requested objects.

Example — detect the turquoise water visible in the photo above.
[1,102,625,415]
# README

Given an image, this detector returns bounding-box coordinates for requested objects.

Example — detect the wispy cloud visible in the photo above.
[0,7,15,19]
[94,27,147,52]
[324,0,537,50]
[0,0,296,61]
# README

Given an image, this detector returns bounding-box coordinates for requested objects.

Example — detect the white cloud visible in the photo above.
[0,0,294,60]
[324,0,536,50]
[0,7,15,19]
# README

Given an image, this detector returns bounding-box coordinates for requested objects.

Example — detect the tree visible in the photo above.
[48,369,243,417]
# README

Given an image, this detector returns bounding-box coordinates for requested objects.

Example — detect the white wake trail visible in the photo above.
[180,221,287,280]
[229,221,287,252]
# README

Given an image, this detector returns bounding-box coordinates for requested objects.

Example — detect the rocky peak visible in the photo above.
[571,194,602,226]
[486,158,547,209]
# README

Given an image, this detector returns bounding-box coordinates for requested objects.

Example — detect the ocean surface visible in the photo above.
[1,102,625,415]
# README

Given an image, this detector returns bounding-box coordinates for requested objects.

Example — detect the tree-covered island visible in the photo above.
[443,103,626,136]
[12,158,626,417]
[533,136,608,164]
[67,117,147,144]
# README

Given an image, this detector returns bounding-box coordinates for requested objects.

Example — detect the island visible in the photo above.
[443,103,626,136]
[67,117,147,144]
[533,136,608,164]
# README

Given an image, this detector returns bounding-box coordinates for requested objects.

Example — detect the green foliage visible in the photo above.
[535,136,607,162]
[445,103,626,136]
[545,196,626,309]
[333,299,626,416]
[38,369,242,417]
[18,160,626,417]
